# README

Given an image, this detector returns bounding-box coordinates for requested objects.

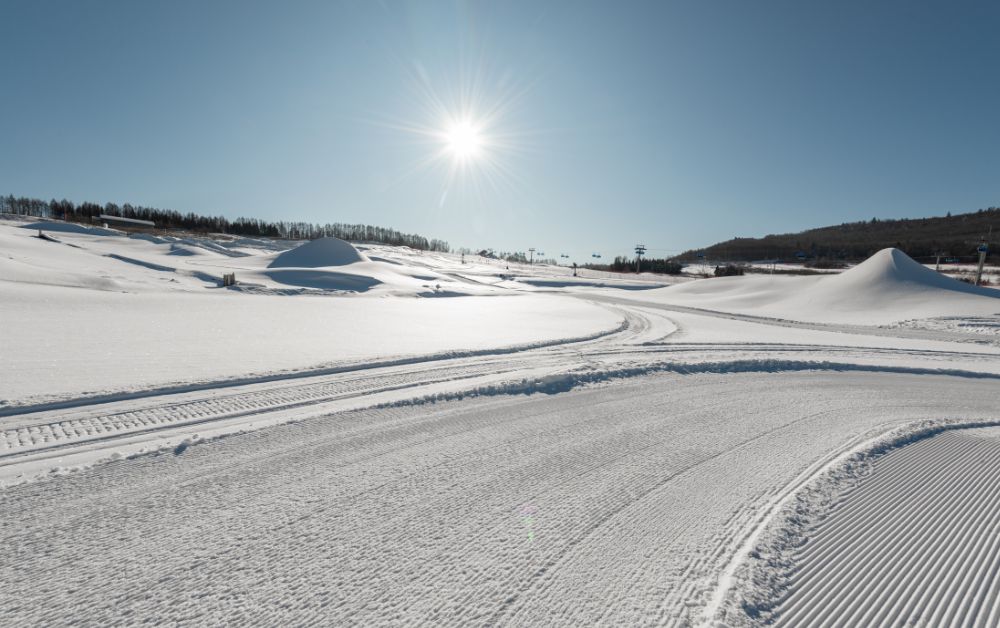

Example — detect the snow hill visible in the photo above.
[268,236,367,268]
[655,248,1000,325]
[814,246,995,298]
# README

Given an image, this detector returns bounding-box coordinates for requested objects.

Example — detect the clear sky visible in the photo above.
[2,0,998,260]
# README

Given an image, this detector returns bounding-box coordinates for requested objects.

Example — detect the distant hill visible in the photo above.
[678,207,999,264]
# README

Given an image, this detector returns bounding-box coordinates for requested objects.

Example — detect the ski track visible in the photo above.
[2,373,998,626]
[773,428,1000,627]
[3,302,997,468]
[2,291,1000,626]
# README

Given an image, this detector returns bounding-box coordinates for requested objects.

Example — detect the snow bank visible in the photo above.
[268,237,366,268]
[20,221,121,236]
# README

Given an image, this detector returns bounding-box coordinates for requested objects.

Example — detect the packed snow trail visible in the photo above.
[583,293,1000,347]
[768,427,1000,627]
[1,372,997,627]
[3,300,998,483]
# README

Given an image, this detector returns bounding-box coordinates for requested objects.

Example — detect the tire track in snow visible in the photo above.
[492,405,860,627]
[585,293,1000,346]
[2,373,998,626]
[0,363,502,457]
[0,302,642,455]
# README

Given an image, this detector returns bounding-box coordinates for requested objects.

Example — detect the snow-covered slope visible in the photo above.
[0,221,624,405]
[652,248,1000,325]
[3,220,1000,627]
[20,220,123,236]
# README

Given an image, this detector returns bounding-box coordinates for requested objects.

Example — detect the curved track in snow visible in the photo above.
[774,428,1000,627]
[2,288,1000,626]
[3,299,997,485]
[1,373,998,627]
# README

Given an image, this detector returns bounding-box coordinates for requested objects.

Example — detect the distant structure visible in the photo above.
[975,240,989,286]
[635,244,646,272]
[98,214,155,229]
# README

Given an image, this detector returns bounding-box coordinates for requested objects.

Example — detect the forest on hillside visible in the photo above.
[0,194,450,252]
[678,208,998,263]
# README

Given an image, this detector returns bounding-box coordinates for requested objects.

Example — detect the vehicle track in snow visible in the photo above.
[1,373,997,626]
[0,304,658,465]
[2,299,999,481]
[585,293,1000,346]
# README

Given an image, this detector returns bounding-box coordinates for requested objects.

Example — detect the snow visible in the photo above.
[635,248,1000,325]
[0,281,623,406]
[267,236,368,267]
[1,373,997,626]
[718,419,1000,626]
[2,222,1000,626]
[20,220,123,236]
[776,427,1000,626]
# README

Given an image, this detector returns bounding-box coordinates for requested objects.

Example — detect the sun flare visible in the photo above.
[443,119,483,161]
[381,59,529,206]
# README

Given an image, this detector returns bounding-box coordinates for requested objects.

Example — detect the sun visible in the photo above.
[376,58,530,207]
[443,118,483,161]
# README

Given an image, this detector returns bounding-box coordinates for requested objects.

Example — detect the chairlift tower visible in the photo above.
[975,239,988,286]
[528,248,535,265]
[635,244,646,273]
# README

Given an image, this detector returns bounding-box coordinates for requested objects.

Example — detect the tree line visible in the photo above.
[1,194,450,252]
[586,255,683,275]
[677,207,998,263]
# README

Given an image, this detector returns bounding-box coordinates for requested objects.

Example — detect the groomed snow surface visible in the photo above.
[3,374,998,627]
[2,217,1000,626]
[777,427,1000,627]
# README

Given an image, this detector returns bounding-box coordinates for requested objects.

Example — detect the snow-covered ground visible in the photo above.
[763,426,1000,626]
[626,248,1000,326]
[2,218,1000,626]
[0,221,623,406]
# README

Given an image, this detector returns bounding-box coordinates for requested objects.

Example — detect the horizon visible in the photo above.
[2,190,996,261]
[2,0,999,259]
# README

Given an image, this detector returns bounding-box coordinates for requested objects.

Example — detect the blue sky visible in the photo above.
[2,1,998,259]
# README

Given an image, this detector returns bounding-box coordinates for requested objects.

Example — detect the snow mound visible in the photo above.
[263,269,381,292]
[794,247,1000,317]
[658,248,999,325]
[268,237,366,268]
[820,247,994,297]
[20,221,120,236]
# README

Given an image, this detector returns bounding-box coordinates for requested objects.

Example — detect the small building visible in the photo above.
[97,214,156,229]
